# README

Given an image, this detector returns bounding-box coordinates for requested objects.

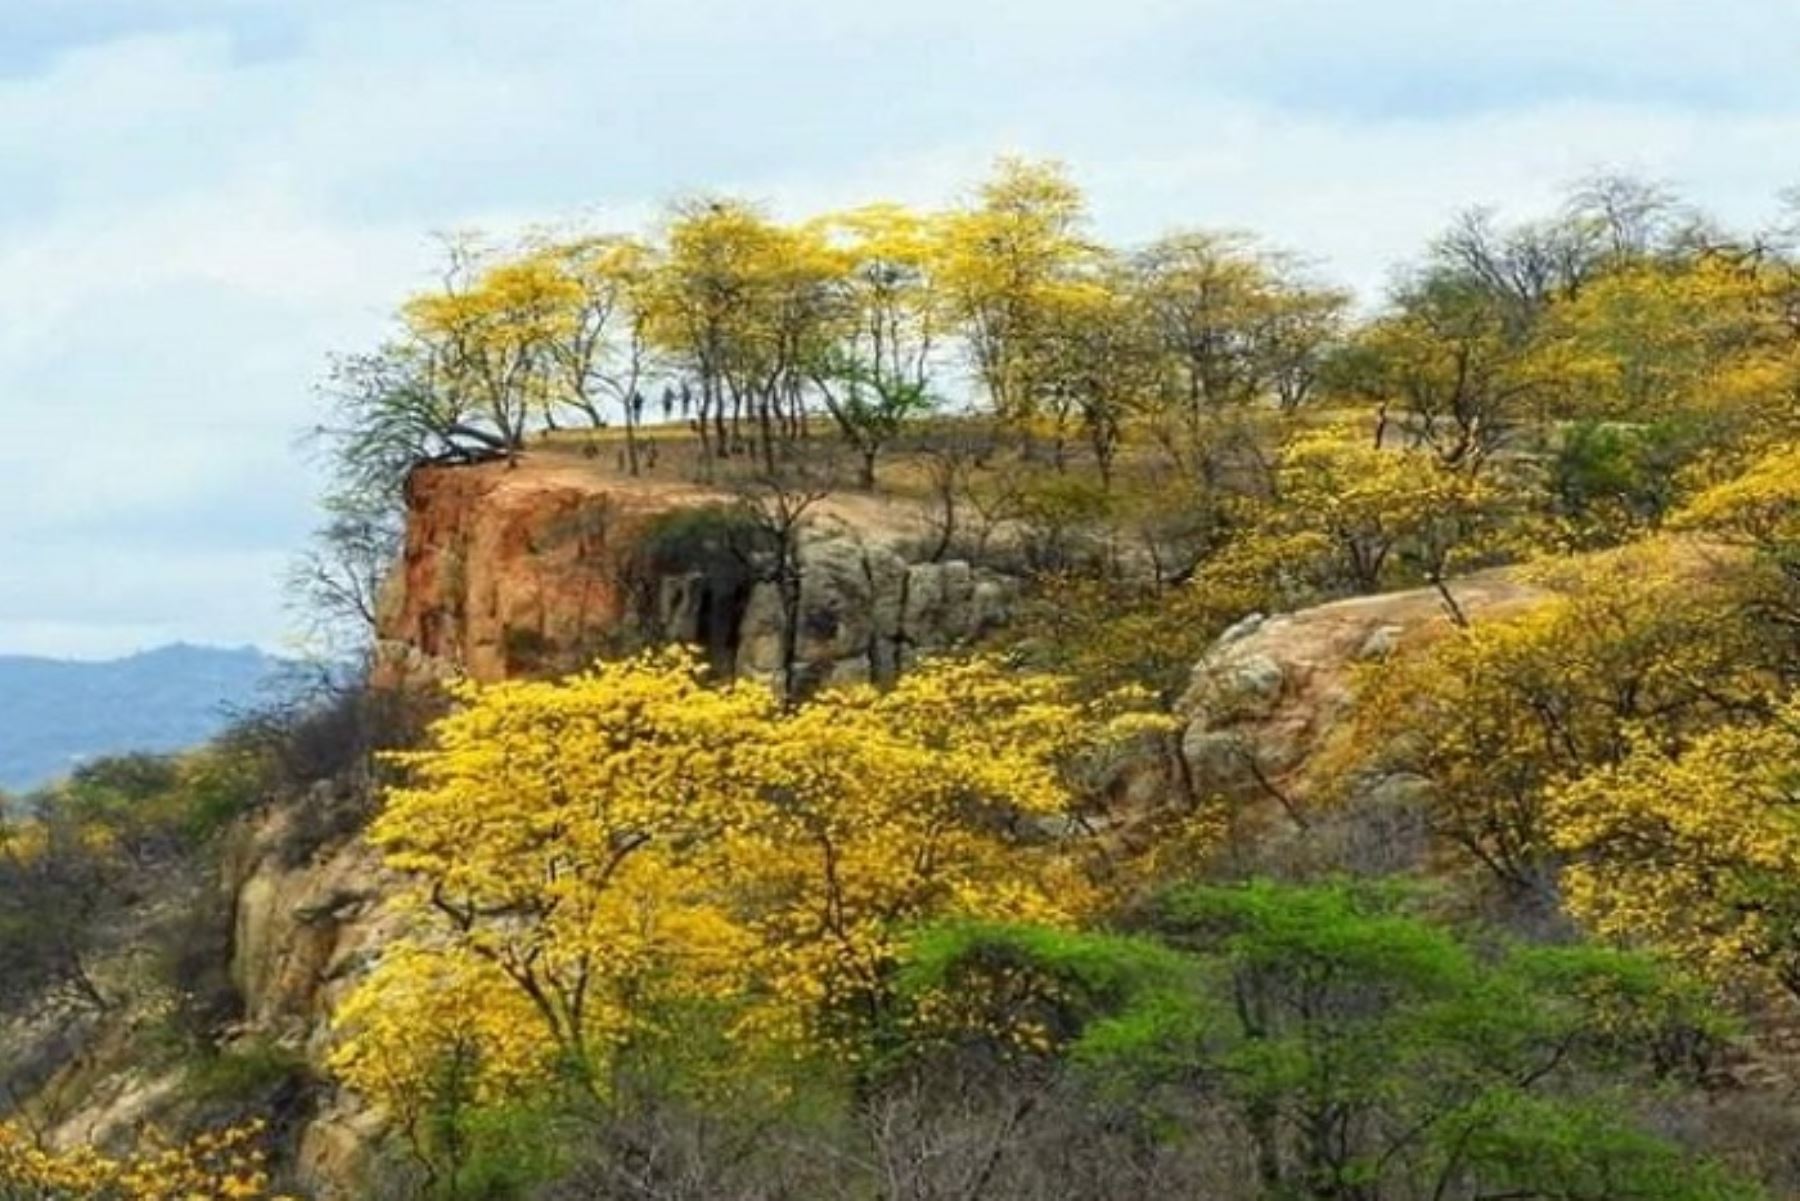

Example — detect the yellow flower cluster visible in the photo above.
[1674,440,1800,553]
[0,1120,290,1200]
[1552,694,1800,996]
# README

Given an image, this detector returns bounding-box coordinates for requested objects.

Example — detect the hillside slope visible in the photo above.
[10,467,1787,1199]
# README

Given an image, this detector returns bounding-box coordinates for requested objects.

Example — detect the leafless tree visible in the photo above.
[287,489,403,655]
[731,459,834,699]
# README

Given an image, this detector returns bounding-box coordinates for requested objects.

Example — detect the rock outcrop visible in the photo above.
[1172,570,1543,864]
[375,455,1015,695]
[731,514,1017,693]
[373,458,696,686]
[223,785,397,1194]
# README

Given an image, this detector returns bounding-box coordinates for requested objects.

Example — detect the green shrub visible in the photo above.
[405,1099,568,1201]
[183,1039,309,1105]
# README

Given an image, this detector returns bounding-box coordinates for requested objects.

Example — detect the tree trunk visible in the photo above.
[758,394,778,474]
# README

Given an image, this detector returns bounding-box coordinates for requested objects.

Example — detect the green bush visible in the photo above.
[183,1038,310,1105]
[436,1101,567,1201]
[1550,417,1710,541]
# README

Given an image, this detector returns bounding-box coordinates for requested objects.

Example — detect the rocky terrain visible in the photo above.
[1174,571,1542,846]
[0,458,1573,1197]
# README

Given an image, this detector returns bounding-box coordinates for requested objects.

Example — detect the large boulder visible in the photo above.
[1173,571,1544,824]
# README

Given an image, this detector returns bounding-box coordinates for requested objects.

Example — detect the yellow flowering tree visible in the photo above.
[1539,257,1789,427]
[1673,439,1800,642]
[525,233,659,471]
[400,240,584,456]
[1272,424,1519,603]
[1130,231,1346,475]
[1339,274,1551,471]
[729,659,1146,1048]
[1325,544,1780,889]
[1037,266,1162,485]
[807,203,946,487]
[641,199,846,470]
[341,651,770,1092]
[328,948,553,1171]
[1550,694,1800,1000]
[333,650,1156,1112]
[938,157,1098,436]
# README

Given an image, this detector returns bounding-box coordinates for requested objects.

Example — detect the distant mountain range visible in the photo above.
[0,644,293,794]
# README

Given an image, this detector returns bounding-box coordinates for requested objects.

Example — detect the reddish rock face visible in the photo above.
[373,459,705,687]
[369,454,1019,695]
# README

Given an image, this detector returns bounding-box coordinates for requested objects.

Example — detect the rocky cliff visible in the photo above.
[0,778,394,1194]
[374,454,1016,695]
[224,784,396,1190]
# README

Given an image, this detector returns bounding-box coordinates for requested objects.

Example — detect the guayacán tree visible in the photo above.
[1538,257,1787,428]
[526,232,659,472]
[641,198,846,471]
[331,649,1164,1111]
[315,228,660,505]
[399,237,581,457]
[1269,423,1521,602]
[809,203,947,487]
[329,947,557,1193]
[1324,543,1787,891]
[939,157,1097,439]
[1338,273,1553,471]
[1551,693,1800,1002]
[1038,265,1161,484]
[1131,231,1347,474]
[1672,440,1800,642]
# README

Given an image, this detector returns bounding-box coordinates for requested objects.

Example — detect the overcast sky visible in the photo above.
[4,0,1798,659]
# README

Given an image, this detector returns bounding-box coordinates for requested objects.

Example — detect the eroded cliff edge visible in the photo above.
[373,455,1017,695]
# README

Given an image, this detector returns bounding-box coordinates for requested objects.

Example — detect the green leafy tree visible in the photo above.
[900,881,1750,1201]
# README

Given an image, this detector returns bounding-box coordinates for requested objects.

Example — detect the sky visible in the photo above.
[3,0,1798,659]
